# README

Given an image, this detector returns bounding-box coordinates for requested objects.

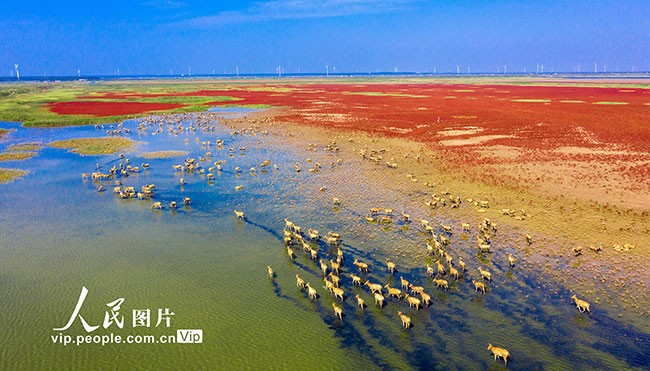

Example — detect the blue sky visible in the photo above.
[1,0,648,76]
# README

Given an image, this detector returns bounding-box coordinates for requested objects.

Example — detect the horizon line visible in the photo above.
[3,70,650,81]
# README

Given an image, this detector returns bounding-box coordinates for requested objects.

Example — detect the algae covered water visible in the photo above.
[0,111,648,370]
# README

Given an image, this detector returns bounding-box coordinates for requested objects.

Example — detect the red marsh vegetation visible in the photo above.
[80,83,650,149]
[48,101,186,117]
[52,82,650,199]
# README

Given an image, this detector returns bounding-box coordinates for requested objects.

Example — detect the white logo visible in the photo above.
[177,329,203,343]
[50,286,199,346]
[53,286,175,332]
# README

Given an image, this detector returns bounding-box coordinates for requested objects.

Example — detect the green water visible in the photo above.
[0,113,648,370]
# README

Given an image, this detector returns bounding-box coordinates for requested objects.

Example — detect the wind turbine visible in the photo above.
[325,65,329,77]
[333,66,336,74]
[77,67,81,78]
[503,65,507,75]
[594,62,597,74]
[456,65,460,74]
[236,66,239,77]
[188,67,191,77]
[14,64,19,80]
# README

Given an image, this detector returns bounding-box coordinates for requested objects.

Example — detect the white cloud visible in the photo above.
[175,0,414,28]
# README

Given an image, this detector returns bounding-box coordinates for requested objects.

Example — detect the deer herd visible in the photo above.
[265,209,595,366]
[81,111,595,367]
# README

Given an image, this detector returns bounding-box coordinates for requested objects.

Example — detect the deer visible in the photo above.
[436,260,446,276]
[384,284,402,300]
[350,273,362,286]
[355,294,365,310]
[332,303,343,320]
[409,284,425,296]
[400,276,410,290]
[386,258,396,275]
[472,280,486,294]
[330,259,341,275]
[449,266,460,280]
[328,272,341,288]
[419,291,431,307]
[319,259,328,276]
[478,267,492,282]
[458,257,467,272]
[508,253,517,267]
[332,287,345,302]
[353,259,369,273]
[404,294,421,310]
[433,278,449,291]
[398,311,412,329]
[571,295,591,313]
[365,281,383,294]
[295,274,305,289]
[374,292,385,308]
[305,283,317,300]
[487,343,510,365]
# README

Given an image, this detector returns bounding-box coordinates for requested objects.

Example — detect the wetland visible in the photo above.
[0,78,648,370]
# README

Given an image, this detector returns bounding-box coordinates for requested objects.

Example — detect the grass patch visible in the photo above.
[593,101,629,105]
[0,82,240,127]
[49,137,137,155]
[0,168,28,183]
[0,151,37,161]
[141,150,189,159]
[7,142,43,151]
[0,87,125,127]
[511,99,552,103]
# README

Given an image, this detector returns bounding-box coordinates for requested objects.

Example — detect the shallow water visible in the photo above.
[0,110,648,370]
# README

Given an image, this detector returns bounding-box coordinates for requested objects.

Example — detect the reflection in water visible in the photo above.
[0,112,648,370]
